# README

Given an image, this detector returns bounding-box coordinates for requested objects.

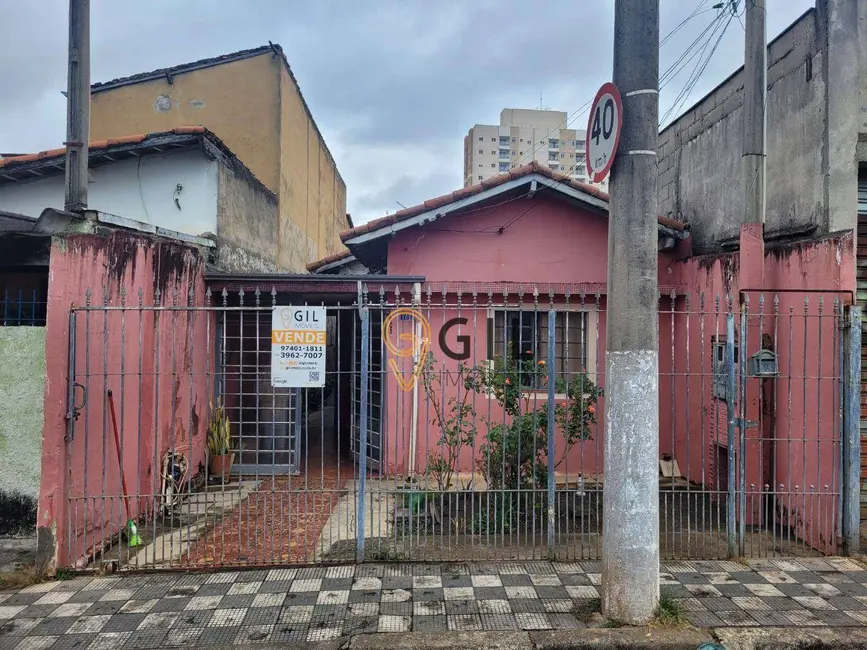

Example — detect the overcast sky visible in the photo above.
[0,0,813,224]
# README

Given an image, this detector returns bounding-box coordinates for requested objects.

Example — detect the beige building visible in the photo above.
[463,108,607,190]
[89,45,348,272]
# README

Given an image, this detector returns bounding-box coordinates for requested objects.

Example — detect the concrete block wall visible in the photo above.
[659,1,867,253]
[658,9,825,250]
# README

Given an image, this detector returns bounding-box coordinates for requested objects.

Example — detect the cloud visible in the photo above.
[0,0,815,223]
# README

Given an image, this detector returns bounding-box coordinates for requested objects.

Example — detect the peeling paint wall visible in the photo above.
[38,231,210,569]
[667,232,855,554]
[0,327,45,535]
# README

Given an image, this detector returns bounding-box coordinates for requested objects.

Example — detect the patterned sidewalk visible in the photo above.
[2,557,867,648]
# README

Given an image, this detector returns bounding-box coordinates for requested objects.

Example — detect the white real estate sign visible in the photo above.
[271,306,326,388]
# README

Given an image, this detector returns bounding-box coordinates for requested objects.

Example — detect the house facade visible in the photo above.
[89,45,349,271]
[327,161,857,557]
[0,128,279,272]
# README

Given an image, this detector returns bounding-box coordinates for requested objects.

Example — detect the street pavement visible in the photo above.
[3,557,867,648]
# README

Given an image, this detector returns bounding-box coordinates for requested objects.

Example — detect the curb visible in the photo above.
[714,626,867,650]
[152,627,867,650]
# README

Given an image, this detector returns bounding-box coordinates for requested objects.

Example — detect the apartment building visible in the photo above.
[463,108,606,189]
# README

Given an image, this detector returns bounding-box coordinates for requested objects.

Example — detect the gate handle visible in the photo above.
[67,382,87,422]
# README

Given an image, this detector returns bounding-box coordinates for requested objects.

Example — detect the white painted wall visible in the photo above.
[0,150,219,237]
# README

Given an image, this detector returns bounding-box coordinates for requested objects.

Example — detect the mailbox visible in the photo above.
[747,349,778,377]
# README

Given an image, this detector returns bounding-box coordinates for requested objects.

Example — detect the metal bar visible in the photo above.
[357,307,370,561]
[739,303,748,555]
[547,309,556,554]
[725,313,737,557]
[843,305,862,554]
[66,312,77,441]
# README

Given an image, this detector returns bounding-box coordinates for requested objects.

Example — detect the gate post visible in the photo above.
[546,311,556,555]
[738,304,748,555]
[356,307,370,561]
[725,313,738,557]
[843,305,861,555]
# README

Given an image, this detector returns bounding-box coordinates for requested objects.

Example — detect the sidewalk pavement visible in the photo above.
[3,557,867,649]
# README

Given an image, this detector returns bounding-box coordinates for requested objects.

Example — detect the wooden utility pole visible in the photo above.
[64,0,90,213]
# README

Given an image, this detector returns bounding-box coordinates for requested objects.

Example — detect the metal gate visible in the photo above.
[64,284,861,570]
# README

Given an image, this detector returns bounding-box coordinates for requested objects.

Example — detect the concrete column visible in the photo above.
[64,0,90,213]
[821,0,862,234]
[741,0,767,234]
[602,0,660,625]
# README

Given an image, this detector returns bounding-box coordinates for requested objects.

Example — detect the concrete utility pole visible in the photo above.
[64,0,90,213]
[602,0,660,625]
[741,0,766,229]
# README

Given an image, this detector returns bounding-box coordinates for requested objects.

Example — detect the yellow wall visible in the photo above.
[90,51,348,271]
[277,65,346,268]
[91,55,281,193]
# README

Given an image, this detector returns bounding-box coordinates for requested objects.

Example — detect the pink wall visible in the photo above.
[388,194,675,288]
[381,195,679,479]
[39,231,210,569]
[668,232,855,554]
[380,192,855,554]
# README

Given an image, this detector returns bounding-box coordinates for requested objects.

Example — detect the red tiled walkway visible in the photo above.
[182,464,351,567]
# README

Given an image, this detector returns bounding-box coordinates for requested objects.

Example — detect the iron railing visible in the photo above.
[62,283,859,570]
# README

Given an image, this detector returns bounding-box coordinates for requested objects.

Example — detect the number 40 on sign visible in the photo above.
[585,82,623,184]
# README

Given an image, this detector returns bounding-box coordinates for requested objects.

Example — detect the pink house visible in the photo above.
[332,161,856,557]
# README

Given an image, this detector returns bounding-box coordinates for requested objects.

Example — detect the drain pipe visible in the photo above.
[408,282,421,479]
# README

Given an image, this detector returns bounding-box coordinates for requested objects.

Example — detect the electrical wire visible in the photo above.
[511,0,730,174]
[659,9,728,91]
[660,10,734,125]
[660,0,715,47]
[398,0,727,230]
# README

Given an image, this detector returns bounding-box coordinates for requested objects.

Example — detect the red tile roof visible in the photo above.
[0,127,207,169]
[340,161,686,243]
[306,249,354,272]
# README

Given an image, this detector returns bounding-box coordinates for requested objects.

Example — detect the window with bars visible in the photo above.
[487,310,588,388]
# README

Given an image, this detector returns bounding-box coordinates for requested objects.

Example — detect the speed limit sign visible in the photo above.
[585,82,623,183]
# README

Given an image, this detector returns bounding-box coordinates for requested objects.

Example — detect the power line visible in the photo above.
[425,0,726,226]
[659,9,728,90]
[492,0,723,181]
[660,0,715,47]
[660,10,734,125]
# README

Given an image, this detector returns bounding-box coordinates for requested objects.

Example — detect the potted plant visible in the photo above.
[207,399,234,481]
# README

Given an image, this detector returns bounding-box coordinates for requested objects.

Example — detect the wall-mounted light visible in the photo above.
[173,183,183,211]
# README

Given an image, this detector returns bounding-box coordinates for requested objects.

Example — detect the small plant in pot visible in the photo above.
[207,399,234,482]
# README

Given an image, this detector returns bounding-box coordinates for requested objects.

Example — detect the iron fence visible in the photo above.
[64,283,860,570]
[1,288,47,326]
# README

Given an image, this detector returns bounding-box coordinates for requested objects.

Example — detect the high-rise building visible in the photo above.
[463,108,606,190]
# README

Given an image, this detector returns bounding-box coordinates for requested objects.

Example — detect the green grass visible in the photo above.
[654,592,686,627]
[54,567,75,581]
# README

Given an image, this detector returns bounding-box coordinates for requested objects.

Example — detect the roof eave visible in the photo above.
[343,173,609,248]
